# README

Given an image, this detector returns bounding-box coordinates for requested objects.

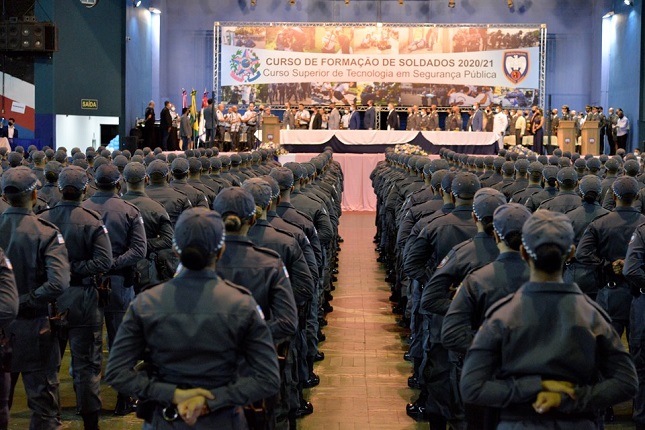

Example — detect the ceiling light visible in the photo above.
[290,0,295,5]
[250,0,256,5]
[148,6,161,13]
[449,0,455,8]
[345,0,349,4]
[603,11,615,18]
[132,0,141,7]
[507,0,513,8]
[624,0,633,5]
[399,0,404,4]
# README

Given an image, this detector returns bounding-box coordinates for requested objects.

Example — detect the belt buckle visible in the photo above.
[162,405,179,422]
[606,281,617,289]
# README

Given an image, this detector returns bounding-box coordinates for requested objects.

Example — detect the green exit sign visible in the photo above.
[81,99,98,110]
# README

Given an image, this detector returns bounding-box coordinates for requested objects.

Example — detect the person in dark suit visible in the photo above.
[387,103,400,130]
[310,107,323,130]
[364,100,376,130]
[203,98,215,148]
[349,105,361,130]
[144,101,155,149]
[471,103,483,132]
[2,118,18,144]
[160,100,172,151]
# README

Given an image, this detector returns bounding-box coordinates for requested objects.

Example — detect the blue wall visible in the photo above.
[154,0,611,117]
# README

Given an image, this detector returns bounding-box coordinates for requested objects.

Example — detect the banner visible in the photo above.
[217,24,543,108]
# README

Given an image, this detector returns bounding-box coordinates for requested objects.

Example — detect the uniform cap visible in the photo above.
[574,158,587,169]
[212,187,256,219]
[441,172,457,194]
[474,158,485,168]
[242,178,273,208]
[94,164,121,186]
[537,155,548,165]
[146,159,169,177]
[473,188,506,220]
[251,151,261,162]
[72,159,89,170]
[230,153,242,166]
[7,152,23,167]
[430,159,449,173]
[493,157,506,169]
[624,159,641,176]
[260,175,280,199]
[32,151,46,162]
[58,166,89,191]
[542,165,559,181]
[431,170,448,190]
[522,210,574,258]
[2,166,39,193]
[483,156,495,168]
[199,157,211,171]
[604,158,621,172]
[501,161,515,175]
[131,155,144,164]
[579,174,602,195]
[422,163,433,176]
[188,157,203,174]
[171,157,190,174]
[612,176,640,200]
[93,156,109,170]
[556,167,577,185]
[514,159,530,173]
[54,151,67,164]
[284,162,305,180]
[113,155,128,169]
[210,157,222,170]
[493,203,532,240]
[174,208,225,255]
[167,153,177,163]
[547,155,559,166]
[123,162,147,183]
[599,154,609,163]
[528,161,544,174]
[586,157,601,170]
[558,158,571,168]
[44,161,63,175]
[270,167,295,190]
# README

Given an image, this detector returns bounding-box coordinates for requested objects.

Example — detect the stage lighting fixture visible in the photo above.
[449,0,455,8]
[132,0,141,7]
[345,0,349,5]
[399,0,404,4]
[624,0,633,5]
[290,0,295,5]
[250,0,256,5]
[148,6,161,13]
[507,0,513,7]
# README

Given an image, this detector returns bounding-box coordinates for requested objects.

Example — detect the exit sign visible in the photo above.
[81,99,98,110]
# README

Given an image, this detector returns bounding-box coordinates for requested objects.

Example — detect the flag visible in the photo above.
[190,89,199,133]
[182,88,187,109]
[202,88,208,108]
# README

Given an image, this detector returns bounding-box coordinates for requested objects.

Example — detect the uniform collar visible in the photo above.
[224,235,254,245]
[615,206,640,213]
[519,281,582,294]
[3,207,33,215]
[497,251,524,262]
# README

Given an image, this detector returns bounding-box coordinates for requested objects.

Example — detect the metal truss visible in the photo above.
[539,24,547,111]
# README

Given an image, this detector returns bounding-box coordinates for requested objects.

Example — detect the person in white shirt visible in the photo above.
[242,103,259,149]
[493,105,509,150]
[216,103,226,147]
[227,106,242,151]
[615,108,630,151]
[341,108,351,129]
[295,104,310,129]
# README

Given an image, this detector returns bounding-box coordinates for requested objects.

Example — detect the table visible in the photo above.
[280,130,498,155]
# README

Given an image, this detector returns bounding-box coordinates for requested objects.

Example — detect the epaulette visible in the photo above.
[252,244,282,260]
[36,216,60,231]
[272,225,296,239]
[221,278,253,296]
[295,208,313,222]
[122,199,142,214]
[484,292,515,318]
[79,206,103,221]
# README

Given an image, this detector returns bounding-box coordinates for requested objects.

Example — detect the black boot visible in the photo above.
[82,412,100,430]
[114,393,136,416]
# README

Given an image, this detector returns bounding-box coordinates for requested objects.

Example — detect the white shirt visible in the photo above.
[617,116,629,137]
[341,113,350,129]
[516,116,527,135]
[7,126,14,139]
[493,111,509,135]
[295,109,310,126]
[242,109,258,126]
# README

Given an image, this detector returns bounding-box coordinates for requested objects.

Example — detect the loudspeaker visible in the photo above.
[0,22,57,53]
[122,136,138,153]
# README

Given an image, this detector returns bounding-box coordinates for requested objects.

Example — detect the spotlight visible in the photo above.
[602,11,615,18]
[345,0,349,4]
[250,0,256,5]
[290,0,295,4]
[624,0,633,5]
[448,0,455,8]
[507,0,513,7]
[132,0,141,7]
[148,6,161,13]
[399,0,404,4]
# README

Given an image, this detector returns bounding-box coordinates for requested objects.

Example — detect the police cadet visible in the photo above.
[219,155,242,187]
[145,159,192,227]
[576,176,645,340]
[169,157,209,209]
[603,158,641,211]
[122,162,175,289]
[481,157,505,188]
[0,248,17,429]
[601,158,621,202]
[538,167,582,213]
[38,161,63,207]
[82,163,147,416]
[524,165,558,212]
[511,161,544,205]
[0,166,69,429]
[243,178,316,425]
[623,218,645,430]
[491,161,515,192]
[105,208,280,429]
[213,187,298,428]
[404,172,480,427]
[460,210,638,428]
[39,166,113,430]
[500,159,530,201]
[186,158,217,206]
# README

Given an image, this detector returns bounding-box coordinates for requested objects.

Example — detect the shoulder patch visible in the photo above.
[282,264,289,278]
[484,293,515,318]
[56,233,65,244]
[4,258,12,271]
[256,305,265,320]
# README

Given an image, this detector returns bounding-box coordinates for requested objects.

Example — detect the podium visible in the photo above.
[262,116,281,144]
[557,120,576,154]
[581,120,600,155]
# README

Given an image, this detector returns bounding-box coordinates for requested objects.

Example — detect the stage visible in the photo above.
[280,129,499,155]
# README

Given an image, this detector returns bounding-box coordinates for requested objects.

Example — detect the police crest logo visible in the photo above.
[503,50,530,85]
[230,48,261,83]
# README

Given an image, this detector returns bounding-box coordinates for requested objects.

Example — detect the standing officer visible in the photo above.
[105,208,280,429]
[39,166,113,430]
[576,176,645,338]
[0,166,69,429]
[82,163,147,416]
[169,158,209,209]
[145,159,192,226]
[122,162,175,289]
[460,210,638,428]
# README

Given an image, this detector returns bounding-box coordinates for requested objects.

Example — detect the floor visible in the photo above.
[8,212,638,429]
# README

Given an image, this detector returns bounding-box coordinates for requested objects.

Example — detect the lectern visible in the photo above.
[558,120,576,154]
[581,120,600,155]
[262,116,281,144]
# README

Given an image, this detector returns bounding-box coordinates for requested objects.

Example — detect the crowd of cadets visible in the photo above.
[0,143,343,430]
[372,146,645,429]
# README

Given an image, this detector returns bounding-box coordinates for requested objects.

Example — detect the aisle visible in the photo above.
[300,211,424,430]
